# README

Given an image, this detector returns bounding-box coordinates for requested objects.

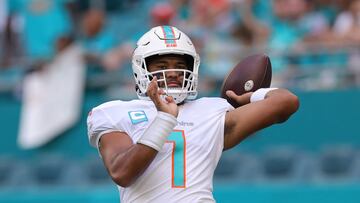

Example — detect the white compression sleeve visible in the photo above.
[137,111,177,151]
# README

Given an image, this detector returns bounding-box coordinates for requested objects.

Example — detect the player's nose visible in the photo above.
[165,70,181,78]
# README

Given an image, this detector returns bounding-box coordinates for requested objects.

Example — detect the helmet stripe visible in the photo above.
[161,26,177,47]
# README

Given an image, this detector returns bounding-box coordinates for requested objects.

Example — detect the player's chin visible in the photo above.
[167,85,182,88]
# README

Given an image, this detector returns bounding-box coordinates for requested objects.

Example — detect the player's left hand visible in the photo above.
[225,90,253,107]
[147,77,179,117]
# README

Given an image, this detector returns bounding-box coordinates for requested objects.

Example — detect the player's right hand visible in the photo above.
[147,77,179,117]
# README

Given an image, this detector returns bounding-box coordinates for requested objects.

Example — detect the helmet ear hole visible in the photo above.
[183,54,194,71]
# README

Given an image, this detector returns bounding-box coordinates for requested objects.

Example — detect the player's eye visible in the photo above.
[154,65,167,70]
[176,65,187,70]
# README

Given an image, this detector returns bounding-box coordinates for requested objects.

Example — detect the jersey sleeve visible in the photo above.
[212,97,234,113]
[87,108,120,148]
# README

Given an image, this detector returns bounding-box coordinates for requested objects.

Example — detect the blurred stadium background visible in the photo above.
[1,0,360,202]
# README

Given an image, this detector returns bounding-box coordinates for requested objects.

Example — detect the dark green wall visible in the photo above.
[238,89,360,153]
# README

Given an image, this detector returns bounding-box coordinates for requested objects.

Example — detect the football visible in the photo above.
[220,54,272,108]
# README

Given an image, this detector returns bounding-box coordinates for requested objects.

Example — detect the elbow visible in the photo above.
[109,168,134,188]
[286,93,300,115]
[275,92,300,123]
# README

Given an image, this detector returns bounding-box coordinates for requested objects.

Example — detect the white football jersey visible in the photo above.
[87,97,233,203]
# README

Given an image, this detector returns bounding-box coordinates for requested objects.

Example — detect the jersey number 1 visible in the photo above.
[166,130,186,188]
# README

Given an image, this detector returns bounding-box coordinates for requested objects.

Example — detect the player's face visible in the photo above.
[147,55,187,88]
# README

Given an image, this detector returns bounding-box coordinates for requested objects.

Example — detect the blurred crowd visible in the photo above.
[1,0,360,97]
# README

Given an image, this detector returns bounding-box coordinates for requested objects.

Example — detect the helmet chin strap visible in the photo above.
[159,88,187,104]
[140,85,187,104]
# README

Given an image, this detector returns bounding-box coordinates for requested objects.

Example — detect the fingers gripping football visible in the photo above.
[225,90,253,106]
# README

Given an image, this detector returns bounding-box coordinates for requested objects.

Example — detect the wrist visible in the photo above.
[137,111,177,151]
[250,88,278,103]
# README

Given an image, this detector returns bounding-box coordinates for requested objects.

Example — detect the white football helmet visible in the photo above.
[132,26,200,104]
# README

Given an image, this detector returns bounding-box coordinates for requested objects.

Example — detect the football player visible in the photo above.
[87,26,299,203]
